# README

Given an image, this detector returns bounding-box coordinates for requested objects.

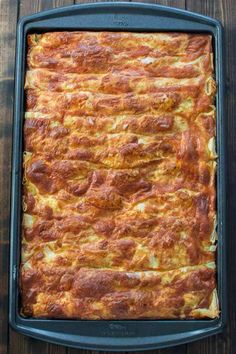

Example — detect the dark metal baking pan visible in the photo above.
[9,2,226,351]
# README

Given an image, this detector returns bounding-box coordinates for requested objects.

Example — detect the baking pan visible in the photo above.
[9,2,226,351]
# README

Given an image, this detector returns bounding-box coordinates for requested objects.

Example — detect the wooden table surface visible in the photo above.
[0,0,234,353]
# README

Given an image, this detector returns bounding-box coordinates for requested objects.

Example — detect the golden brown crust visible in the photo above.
[21,31,218,319]
[21,264,217,319]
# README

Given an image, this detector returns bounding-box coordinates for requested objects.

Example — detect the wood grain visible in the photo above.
[0,0,19,353]
[1,0,234,353]
[19,0,74,14]
[133,0,185,6]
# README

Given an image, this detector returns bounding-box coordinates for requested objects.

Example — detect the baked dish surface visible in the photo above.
[21,31,218,319]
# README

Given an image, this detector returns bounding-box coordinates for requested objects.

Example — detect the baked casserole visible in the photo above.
[21,31,218,319]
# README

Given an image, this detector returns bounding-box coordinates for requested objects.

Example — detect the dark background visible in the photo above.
[0,0,234,353]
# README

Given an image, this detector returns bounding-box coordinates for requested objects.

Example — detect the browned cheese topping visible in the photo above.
[21,31,218,319]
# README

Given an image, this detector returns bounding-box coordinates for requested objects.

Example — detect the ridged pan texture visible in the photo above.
[21,31,218,319]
